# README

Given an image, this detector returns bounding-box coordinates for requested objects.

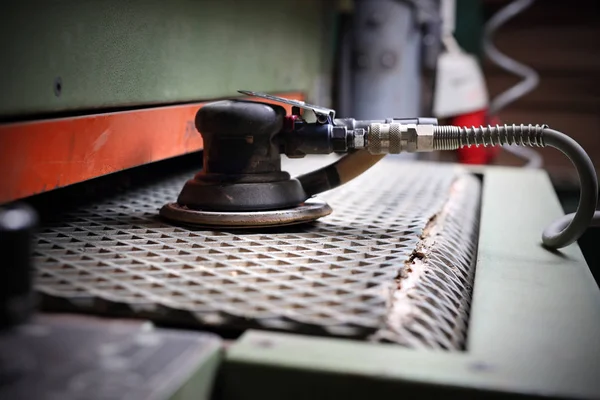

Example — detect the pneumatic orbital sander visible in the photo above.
[161,91,598,250]
[160,91,437,228]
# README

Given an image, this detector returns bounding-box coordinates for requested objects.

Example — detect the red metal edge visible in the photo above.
[0,92,304,204]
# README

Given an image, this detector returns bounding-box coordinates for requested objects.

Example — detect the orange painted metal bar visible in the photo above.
[0,92,304,204]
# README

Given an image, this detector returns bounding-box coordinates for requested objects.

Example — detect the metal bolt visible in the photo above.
[53,77,62,97]
[354,52,370,70]
[331,126,348,153]
[353,128,366,149]
[380,52,397,69]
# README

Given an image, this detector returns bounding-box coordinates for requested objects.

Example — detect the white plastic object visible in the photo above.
[433,50,489,118]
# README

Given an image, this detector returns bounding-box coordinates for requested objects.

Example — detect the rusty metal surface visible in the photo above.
[372,174,480,348]
[33,159,481,349]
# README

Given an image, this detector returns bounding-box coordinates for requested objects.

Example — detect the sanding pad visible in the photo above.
[159,199,332,229]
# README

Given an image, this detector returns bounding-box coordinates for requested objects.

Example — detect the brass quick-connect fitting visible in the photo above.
[366,123,435,154]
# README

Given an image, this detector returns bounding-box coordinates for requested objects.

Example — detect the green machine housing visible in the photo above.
[0,1,599,400]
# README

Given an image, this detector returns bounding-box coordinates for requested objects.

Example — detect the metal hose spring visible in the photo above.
[433,124,547,150]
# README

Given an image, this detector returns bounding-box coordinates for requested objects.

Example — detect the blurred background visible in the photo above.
[474,0,599,181]
[1,2,599,399]
[469,0,600,268]
[2,0,598,188]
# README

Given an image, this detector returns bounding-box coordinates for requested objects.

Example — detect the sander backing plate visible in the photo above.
[160,199,332,229]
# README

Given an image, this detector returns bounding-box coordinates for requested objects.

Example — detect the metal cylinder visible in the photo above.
[351,0,422,120]
[368,123,402,154]
[0,204,37,329]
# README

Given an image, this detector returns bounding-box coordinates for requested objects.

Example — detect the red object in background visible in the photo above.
[453,110,500,165]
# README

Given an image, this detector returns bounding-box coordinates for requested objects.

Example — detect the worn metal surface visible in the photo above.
[223,167,600,400]
[0,0,332,117]
[0,315,221,400]
[160,199,332,229]
[372,175,480,348]
[33,160,480,348]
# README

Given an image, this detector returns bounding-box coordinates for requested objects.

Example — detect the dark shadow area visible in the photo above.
[19,151,202,225]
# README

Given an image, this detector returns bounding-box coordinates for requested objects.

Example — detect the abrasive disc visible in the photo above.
[160,199,331,229]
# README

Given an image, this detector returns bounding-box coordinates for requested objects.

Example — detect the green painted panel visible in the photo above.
[455,0,484,59]
[468,166,600,397]
[224,331,494,399]
[169,338,222,400]
[0,0,332,117]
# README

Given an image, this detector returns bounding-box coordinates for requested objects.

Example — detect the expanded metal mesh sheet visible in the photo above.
[34,160,480,349]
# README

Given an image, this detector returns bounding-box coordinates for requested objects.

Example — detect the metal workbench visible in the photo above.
[24,158,600,399]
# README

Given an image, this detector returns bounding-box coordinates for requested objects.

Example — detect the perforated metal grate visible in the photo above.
[33,159,480,349]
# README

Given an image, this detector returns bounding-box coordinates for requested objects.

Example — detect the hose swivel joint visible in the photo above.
[432,124,547,150]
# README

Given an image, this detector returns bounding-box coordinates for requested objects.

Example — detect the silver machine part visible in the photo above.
[350,0,423,120]
[366,123,434,153]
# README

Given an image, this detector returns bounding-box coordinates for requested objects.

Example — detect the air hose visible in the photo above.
[479,0,599,246]
[297,122,599,250]
[432,124,599,248]
[295,0,599,250]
